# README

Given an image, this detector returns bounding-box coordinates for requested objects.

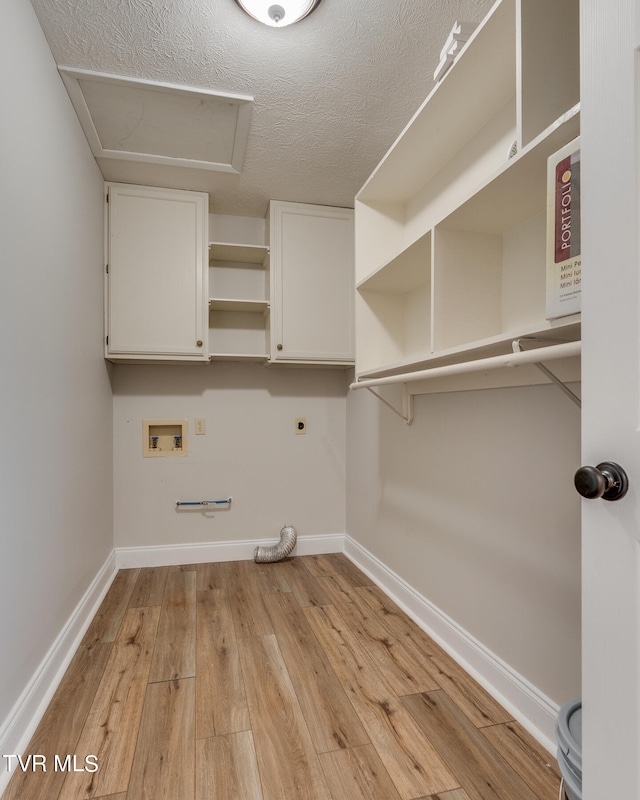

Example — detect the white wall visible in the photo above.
[0,0,112,731]
[347,381,581,707]
[113,363,348,549]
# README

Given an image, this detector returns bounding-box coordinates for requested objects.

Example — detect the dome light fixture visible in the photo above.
[234,0,322,27]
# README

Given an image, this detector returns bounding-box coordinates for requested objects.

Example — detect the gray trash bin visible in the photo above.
[556,698,582,800]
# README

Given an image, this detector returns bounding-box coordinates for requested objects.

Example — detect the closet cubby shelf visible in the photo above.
[354,0,580,384]
[208,242,269,264]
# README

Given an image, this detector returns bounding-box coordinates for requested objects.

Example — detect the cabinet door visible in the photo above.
[106,184,208,361]
[270,201,354,363]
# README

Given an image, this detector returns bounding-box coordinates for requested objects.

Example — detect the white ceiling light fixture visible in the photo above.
[234,0,322,27]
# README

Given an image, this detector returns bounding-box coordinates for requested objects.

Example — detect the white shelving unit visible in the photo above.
[354,0,580,383]
[208,241,270,361]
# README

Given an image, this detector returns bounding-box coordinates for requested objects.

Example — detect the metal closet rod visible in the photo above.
[350,340,581,391]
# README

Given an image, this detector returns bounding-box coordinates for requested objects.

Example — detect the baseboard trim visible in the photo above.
[0,551,118,795]
[115,533,346,569]
[344,536,559,753]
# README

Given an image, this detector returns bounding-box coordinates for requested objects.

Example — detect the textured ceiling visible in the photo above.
[30,0,494,217]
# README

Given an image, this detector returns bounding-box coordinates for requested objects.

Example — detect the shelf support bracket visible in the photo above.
[366,384,414,424]
[512,339,581,408]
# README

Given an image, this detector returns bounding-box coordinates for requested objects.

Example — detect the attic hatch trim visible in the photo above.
[58,67,254,174]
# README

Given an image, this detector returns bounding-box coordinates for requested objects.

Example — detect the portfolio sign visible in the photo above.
[546,137,581,319]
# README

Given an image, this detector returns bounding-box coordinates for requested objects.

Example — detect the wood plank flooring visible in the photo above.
[2,555,562,800]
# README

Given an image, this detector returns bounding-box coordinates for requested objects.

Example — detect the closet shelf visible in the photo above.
[209,242,269,264]
[356,104,579,294]
[351,340,581,390]
[209,298,270,313]
[441,104,580,235]
[355,319,580,381]
[357,232,431,293]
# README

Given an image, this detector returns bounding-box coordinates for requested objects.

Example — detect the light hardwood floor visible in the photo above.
[2,555,562,800]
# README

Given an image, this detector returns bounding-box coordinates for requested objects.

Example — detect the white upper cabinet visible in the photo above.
[105,183,209,362]
[354,0,580,379]
[269,201,354,365]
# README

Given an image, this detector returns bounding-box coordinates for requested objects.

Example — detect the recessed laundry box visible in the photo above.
[556,698,582,800]
[142,419,188,457]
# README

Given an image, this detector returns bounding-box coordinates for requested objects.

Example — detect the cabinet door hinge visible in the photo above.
[106,263,109,274]
[106,335,109,345]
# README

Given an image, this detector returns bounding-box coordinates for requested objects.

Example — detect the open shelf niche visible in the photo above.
[208,216,270,361]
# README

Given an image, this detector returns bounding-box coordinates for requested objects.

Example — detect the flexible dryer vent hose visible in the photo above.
[254,524,297,563]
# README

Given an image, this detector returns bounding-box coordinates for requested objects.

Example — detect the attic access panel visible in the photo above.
[58,67,253,173]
